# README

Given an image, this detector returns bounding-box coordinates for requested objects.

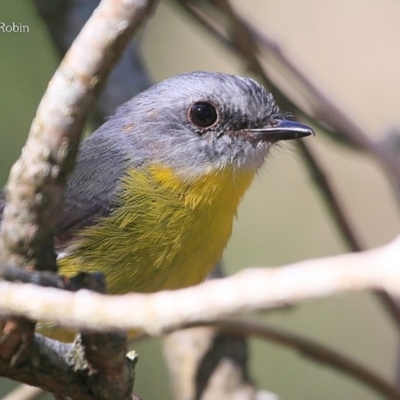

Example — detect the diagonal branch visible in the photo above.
[176,0,400,204]
[201,318,400,400]
[33,0,153,129]
[0,0,159,271]
[0,235,399,336]
[0,1,159,398]
[176,0,400,338]
[1,384,45,400]
[176,0,363,252]
[295,140,363,251]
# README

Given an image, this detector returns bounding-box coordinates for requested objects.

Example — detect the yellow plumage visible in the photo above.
[59,165,256,294]
[39,166,255,341]
[31,72,312,341]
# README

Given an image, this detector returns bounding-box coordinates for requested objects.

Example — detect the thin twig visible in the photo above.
[223,0,400,334]
[200,318,400,400]
[295,141,400,329]
[249,22,400,187]
[176,0,400,338]
[296,140,363,251]
[208,0,364,250]
[176,0,400,205]
[212,0,400,200]
[177,0,363,252]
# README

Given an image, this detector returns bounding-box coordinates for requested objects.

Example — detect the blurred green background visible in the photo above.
[1,1,400,399]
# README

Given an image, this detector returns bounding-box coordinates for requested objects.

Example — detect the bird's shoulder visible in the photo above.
[55,131,143,250]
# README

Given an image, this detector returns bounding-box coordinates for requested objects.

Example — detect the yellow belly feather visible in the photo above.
[59,165,256,294]
[44,165,255,340]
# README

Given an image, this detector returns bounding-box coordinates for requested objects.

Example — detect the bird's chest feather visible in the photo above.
[59,166,256,294]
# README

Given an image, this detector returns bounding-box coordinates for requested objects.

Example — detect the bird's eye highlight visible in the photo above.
[189,102,218,128]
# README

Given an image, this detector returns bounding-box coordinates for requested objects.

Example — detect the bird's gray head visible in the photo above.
[95,71,313,177]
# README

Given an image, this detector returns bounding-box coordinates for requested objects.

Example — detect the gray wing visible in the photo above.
[55,130,133,249]
[0,129,136,253]
[0,97,149,253]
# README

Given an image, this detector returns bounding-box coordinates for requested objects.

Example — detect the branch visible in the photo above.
[250,23,400,186]
[164,326,278,400]
[0,0,159,270]
[296,140,362,251]
[163,265,273,400]
[2,384,45,400]
[176,0,400,342]
[201,319,400,400]
[33,0,152,129]
[0,0,159,397]
[177,0,363,254]
[177,0,400,204]
[0,236,399,335]
[0,333,136,400]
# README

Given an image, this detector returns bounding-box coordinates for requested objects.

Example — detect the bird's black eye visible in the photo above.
[189,102,218,128]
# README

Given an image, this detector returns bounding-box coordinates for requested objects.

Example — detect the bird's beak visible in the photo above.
[249,119,314,142]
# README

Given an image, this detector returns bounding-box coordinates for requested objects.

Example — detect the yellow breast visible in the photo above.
[58,165,256,294]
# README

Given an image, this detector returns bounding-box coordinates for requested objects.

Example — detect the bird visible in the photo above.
[0,71,313,339]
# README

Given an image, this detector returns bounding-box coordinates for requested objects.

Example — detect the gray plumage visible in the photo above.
[1,71,312,253]
[57,71,283,246]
